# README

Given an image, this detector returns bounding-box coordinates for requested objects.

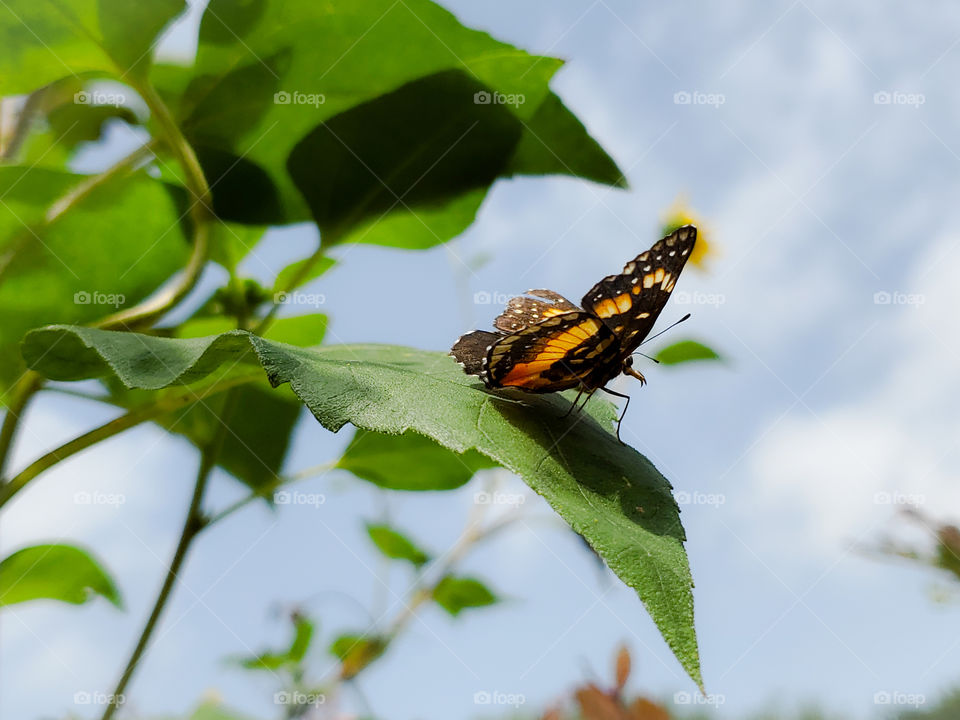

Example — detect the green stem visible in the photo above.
[93,81,213,331]
[0,373,259,509]
[204,461,336,527]
[0,372,43,479]
[99,391,238,720]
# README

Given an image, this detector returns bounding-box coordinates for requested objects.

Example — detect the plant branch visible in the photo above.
[93,81,213,331]
[0,373,259,509]
[99,390,239,720]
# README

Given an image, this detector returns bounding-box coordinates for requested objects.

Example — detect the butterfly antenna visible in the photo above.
[634,351,660,364]
[634,313,691,351]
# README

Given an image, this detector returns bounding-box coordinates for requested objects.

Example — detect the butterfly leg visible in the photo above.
[600,386,631,442]
[561,387,585,419]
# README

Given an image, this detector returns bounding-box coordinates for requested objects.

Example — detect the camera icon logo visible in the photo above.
[474,91,491,105]
[274,91,291,105]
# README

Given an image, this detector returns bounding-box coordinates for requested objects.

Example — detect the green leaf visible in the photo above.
[337,429,496,491]
[366,523,430,567]
[173,0,562,226]
[22,328,702,687]
[273,256,336,293]
[0,0,186,94]
[262,314,327,347]
[237,614,314,670]
[506,91,626,187]
[0,168,191,399]
[0,544,121,608]
[329,633,388,679]
[187,700,260,720]
[654,340,722,366]
[432,575,497,616]
[287,70,521,245]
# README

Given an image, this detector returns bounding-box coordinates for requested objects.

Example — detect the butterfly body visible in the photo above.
[451,225,696,435]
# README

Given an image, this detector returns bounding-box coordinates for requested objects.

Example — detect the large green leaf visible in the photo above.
[338,429,495,491]
[0,0,186,94]
[22,326,702,687]
[152,0,623,240]
[506,91,627,188]
[0,543,121,607]
[0,168,191,400]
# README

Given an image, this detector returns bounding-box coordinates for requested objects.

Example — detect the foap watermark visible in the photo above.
[74,691,125,706]
[74,90,126,107]
[873,290,925,307]
[74,490,126,508]
[873,90,925,108]
[674,490,725,508]
[874,691,925,708]
[473,290,511,306]
[474,490,525,507]
[674,290,724,308]
[473,690,526,708]
[674,691,725,707]
[274,490,326,508]
[274,90,326,108]
[674,90,725,108]
[874,491,925,506]
[74,290,125,308]
[473,90,525,108]
[274,691,326,707]
[274,290,326,308]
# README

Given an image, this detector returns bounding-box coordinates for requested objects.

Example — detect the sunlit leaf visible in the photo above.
[0,544,121,608]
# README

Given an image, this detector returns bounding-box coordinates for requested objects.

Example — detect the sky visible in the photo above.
[5,1,960,719]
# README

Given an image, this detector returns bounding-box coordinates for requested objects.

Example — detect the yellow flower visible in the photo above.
[660,195,713,270]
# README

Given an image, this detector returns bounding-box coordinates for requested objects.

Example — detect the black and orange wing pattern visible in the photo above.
[580,225,696,355]
[493,289,580,332]
[483,312,620,392]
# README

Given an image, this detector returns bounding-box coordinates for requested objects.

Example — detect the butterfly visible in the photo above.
[450,224,697,440]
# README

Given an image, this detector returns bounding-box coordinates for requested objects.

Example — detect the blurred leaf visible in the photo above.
[187,700,260,720]
[0,544,121,608]
[654,340,721,366]
[506,92,625,187]
[432,575,496,616]
[329,633,387,680]
[22,328,702,687]
[237,613,314,671]
[615,645,631,692]
[0,0,186,94]
[261,314,327,347]
[158,383,300,493]
[337,429,496,491]
[273,256,335,293]
[366,523,430,567]
[208,223,267,273]
[627,698,670,720]
[0,168,190,400]
[575,684,623,720]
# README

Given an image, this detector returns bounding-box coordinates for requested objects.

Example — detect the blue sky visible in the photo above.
[5,1,960,718]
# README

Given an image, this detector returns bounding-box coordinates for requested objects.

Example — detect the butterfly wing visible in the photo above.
[493,289,581,332]
[581,225,696,354]
[450,330,502,376]
[485,311,621,392]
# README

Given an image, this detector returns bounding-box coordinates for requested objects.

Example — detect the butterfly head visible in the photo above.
[622,356,647,386]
